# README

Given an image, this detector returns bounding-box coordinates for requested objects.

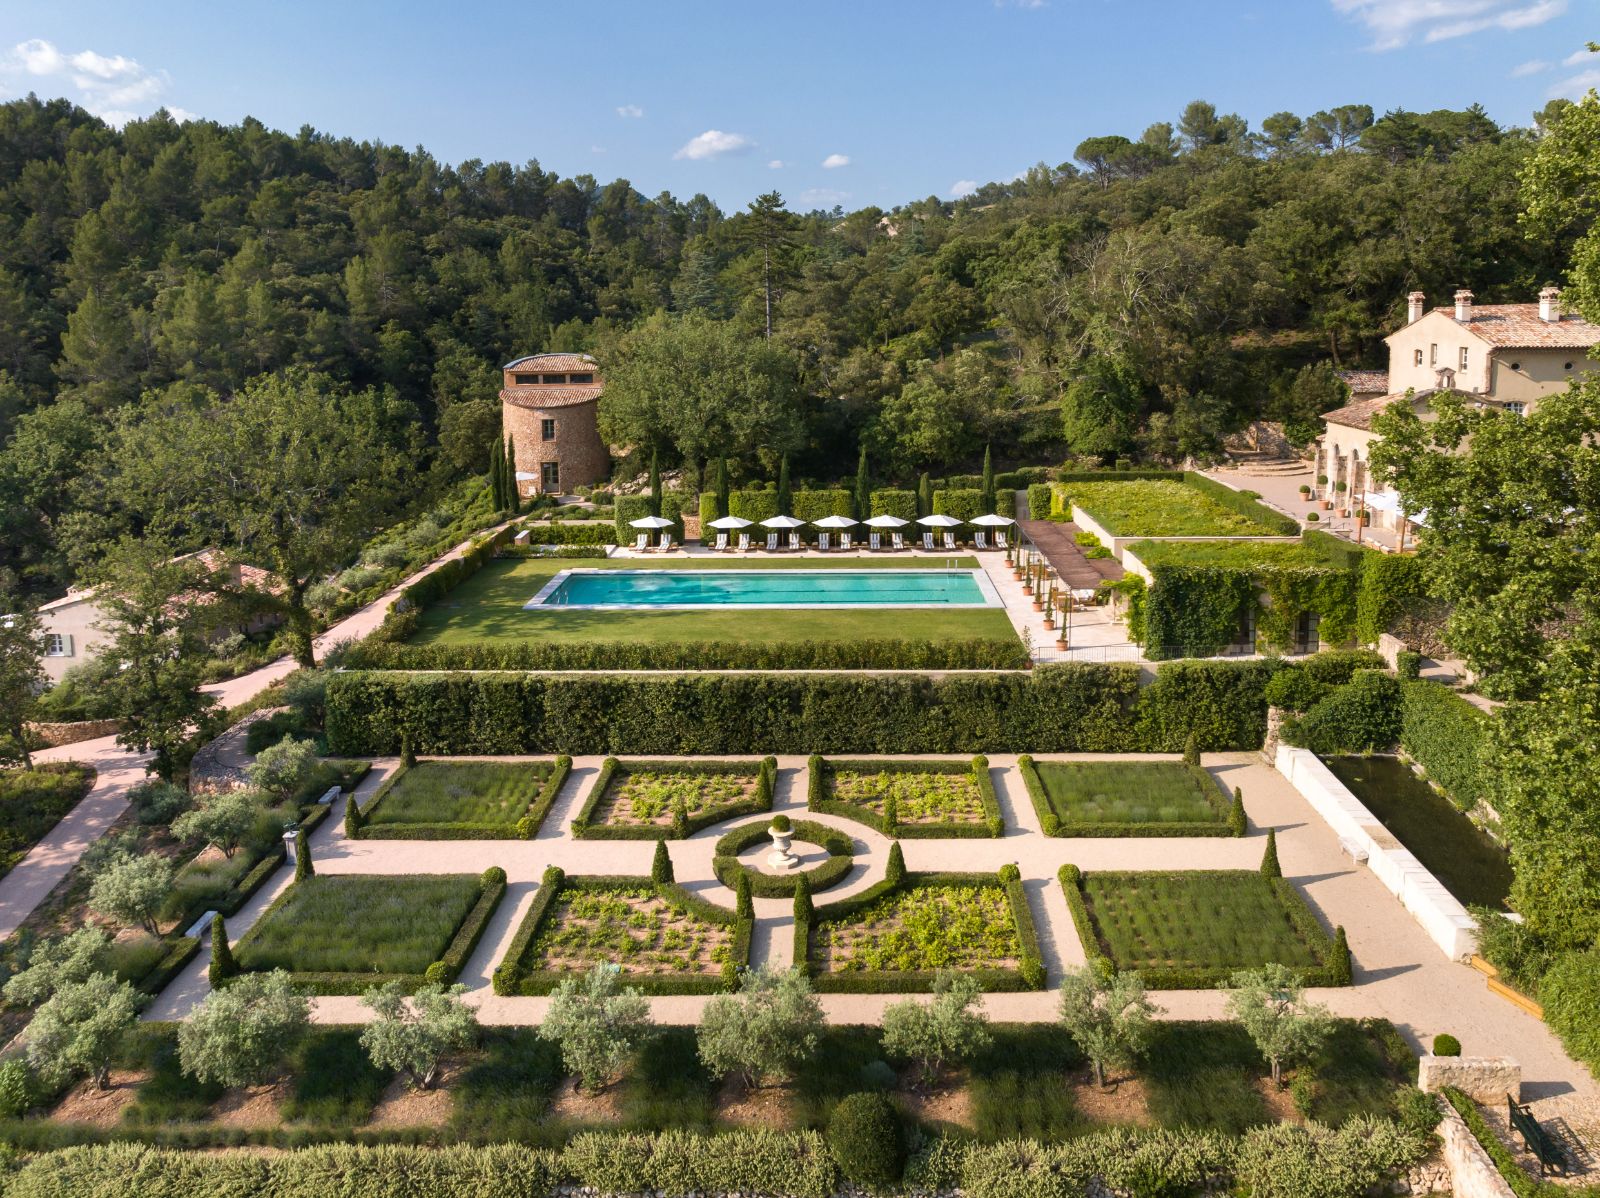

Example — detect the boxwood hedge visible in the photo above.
[807,754,1003,838]
[711,818,855,896]
[571,757,776,840]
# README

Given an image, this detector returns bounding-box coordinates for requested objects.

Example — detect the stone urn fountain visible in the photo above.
[767,815,799,871]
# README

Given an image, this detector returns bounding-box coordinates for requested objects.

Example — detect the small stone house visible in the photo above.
[499,353,610,497]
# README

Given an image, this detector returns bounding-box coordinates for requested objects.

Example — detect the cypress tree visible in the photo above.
[208,913,236,988]
[736,872,754,920]
[294,828,313,881]
[981,444,996,513]
[885,841,906,887]
[489,436,506,509]
[648,450,662,518]
[854,446,871,521]
[715,457,730,519]
[1260,828,1280,878]
[505,433,520,510]
[1229,786,1246,837]
[917,472,933,518]
[344,792,365,837]
[777,453,791,514]
[651,838,674,885]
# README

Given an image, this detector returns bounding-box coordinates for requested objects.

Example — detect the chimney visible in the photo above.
[1454,289,1474,322]
[1540,286,1561,323]
[1407,291,1426,324]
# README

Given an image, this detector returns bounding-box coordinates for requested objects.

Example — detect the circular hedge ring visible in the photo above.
[712,818,856,896]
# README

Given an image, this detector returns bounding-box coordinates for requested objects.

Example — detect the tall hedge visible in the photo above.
[933,488,988,521]
[728,490,782,523]
[615,494,685,542]
[1399,680,1491,812]
[325,660,1296,756]
[870,489,917,522]
[1355,552,1429,645]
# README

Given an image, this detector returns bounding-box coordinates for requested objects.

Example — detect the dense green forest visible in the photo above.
[0,93,1577,601]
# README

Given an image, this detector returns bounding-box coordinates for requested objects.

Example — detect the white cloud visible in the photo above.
[821,153,851,169]
[1551,66,1600,97]
[950,179,979,198]
[3,38,179,126]
[1331,0,1566,51]
[591,144,607,154]
[673,129,755,160]
[767,159,786,169]
[994,0,1047,8]
[798,187,850,208]
[616,104,644,118]
[1563,47,1594,65]
[1511,58,1552,76]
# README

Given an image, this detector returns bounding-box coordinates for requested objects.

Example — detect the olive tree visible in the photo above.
[1058,964,1161,1088]
[178,970,310,1087]
[538,964,650,1092]
[170,789,262,859]
[881,970,991,1087]
[360,981,478,1090]
[24,973,140,1090]
[87,853,174,934]
[1226,964,1333,1086]
[697,966,823,1089]
[4,927,111,1007]
[245,736,319,802]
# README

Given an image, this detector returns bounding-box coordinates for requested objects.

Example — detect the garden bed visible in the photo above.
[355,758,571,839]
[0,763,95,880]
[232,869,505,994]
[807,756,1002,838]
[797,868,1044,993]
[1055,478,1295,538]
[711,819,856,896]
[1324,755,1511,910]
[1060,865,1349,988]
[492,868,752,996]
[1020,756,1239,837]
[572,757,775,840]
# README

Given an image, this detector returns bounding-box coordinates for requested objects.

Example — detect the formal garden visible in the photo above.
[351,758,570,840]
[807,755,1002,837]
[573,758,775,839]
[1020,754,1243,837]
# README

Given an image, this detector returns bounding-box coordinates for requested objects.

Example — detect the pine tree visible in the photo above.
[648,450,662,518]
[777,453,791,514]
[1260,828,1280,879]
[208,913,236,988]
[715,457,730,520]
[736,872,754,920]
[855,446,871,521]
[294,828,313,881]
[651,838,674,885]
[981,444,996,513]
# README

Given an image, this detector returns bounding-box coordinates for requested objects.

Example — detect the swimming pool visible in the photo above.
[525,569,1001,610]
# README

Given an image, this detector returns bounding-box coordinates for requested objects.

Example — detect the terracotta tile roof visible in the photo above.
[501,384,603,410]
[1336,370,1389,395]
[502,352,597,372]
[1434,305,1600,349]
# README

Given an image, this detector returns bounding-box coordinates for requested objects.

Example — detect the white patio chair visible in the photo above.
[818,533,831,552]
[995,530,1009,550]
[840,533,852,551]
[765,532,779,552]
[788,532,802,552]
[659,533,674,553]
[713,532,728,551]
[634,533,649,552]
[737,532,751,552]
[869,532,881,551]
[942,531,958,551]
[974,531,988,550]
[921,531,935,550]
[891,532,905,551]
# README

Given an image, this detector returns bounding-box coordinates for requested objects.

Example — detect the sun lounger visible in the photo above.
[634,533,649,552]
[869,532,881,551]
[737,533,751,552]
[714,532,728,551]
[892,532,905,551]
[974,531,988,550]
[921,531,934,550]
[818,533,830,551]
[840,533,852,551]
[942,532,957,551]
[658,533,674,553]
[766,532,779,552]
[995,530,1009,550]
[788,532,802,551]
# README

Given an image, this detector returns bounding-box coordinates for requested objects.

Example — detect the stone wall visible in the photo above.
[1437,1102,1517,1198]
[25,718,123,748]
[1418,1055,1521,1104]
[503,399,608,497]
[188,707,283,795]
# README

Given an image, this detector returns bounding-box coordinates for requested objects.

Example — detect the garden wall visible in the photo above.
[1275,746,1477,960]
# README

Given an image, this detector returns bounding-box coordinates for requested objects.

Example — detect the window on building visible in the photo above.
[1566,362,1575,371]
[1413,349,1423,366]
[568,372,594,383]
[1430,343,1437,366]
[43,633,70,657]
[1506,402,1526,416]
[513,373,538,385]
[540,374,567,384]
[540,418,556,441]
[1459,347,1469,370]
[541,461,560,492]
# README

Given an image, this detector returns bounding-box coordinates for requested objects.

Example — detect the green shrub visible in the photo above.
[1262,665,1328,713]
[1287,671,1401,754]
[1183,731,1200,766]
[650,840,673,885]
[0,1059,32,1119]
[1229,787,1247,837]
[207,914,235,989]
[1395,650,1422,680]
[826,1091,906,1188]
[870,489,917,522]
[771,814,792,834]
[1540,950,1600,1080]
[1261,829,1280,878]
[885,842,905,886]
[1432,1034,1460,1057]
[1399,680,1490,812]
[1027,483,1052,519]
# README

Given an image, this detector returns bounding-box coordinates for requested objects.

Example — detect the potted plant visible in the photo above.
[1298,484,1311,497]
[1306,511,1320,523]
[1355,509,1369,526]
[767,814,797,870]
[1042,584,1056,629]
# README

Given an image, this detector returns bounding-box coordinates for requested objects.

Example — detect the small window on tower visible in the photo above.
[541,419,556,441]
[1413,349,1423,366]
[1459,347,1468,370]
[541,374,567,384]
[1429,343,1438,366]
[513,373,538,385]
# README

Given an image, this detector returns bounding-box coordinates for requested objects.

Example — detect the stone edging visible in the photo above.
[25,718,124,748]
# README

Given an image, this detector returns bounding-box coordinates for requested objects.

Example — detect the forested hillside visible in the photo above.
[0,93,1576,600]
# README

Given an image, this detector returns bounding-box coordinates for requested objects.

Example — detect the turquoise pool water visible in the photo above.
[530,569,996,609]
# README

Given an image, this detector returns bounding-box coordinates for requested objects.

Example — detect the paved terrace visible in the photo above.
[146,752,1599,1145]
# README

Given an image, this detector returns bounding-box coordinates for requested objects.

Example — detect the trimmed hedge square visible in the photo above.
[807,755,1003,838]
[233,871,504,994]
[572,757,775,840]
[1019,757,1237,837]
[1059,866,1347,988]
[493,869,753,996]
[356,758,570,839]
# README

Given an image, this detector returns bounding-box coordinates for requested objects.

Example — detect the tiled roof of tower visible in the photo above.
[502,352,597,372]
[1431,305,1600,349]
[500,383,603,410]
[1336,370,1389,395]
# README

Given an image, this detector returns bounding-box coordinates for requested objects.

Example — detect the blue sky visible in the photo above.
[1,1,1595,212]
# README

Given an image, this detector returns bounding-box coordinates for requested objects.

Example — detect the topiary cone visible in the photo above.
[1260,828,1280,879]
[294,828,313,881]
[208,913,236,988]
[885,841,906,887]
[1331,926,1352,985]
[651,838,674,885]
[793,872,813,920]
[1183,731,1201,767]
[1229,786,1246,837]
[344,793,364,838]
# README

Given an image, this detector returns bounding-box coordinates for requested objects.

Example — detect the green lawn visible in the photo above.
[367,761,553,829]
[1077,871,1328,981]
[1060,481,1286,538]
[235,874,484,976]
[1032,761,1228,829]
[407,556,1016,648]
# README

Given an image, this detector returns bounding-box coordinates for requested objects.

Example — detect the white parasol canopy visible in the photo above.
[811,515,859,529]
[706,515,754,529]
[916,514,962,528]
[863,515,909,528]
[629,515,675,529]
[760,515,806,529]
[968,513,1016,526]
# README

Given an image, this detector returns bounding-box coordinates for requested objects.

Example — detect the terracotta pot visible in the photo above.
[1043,615,1054,628]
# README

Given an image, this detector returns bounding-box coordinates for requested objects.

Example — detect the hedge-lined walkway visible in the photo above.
[145,753,1598,1125]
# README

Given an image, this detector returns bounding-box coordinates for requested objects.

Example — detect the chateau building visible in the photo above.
[1318,287,1599,534]
[499,353,609,497]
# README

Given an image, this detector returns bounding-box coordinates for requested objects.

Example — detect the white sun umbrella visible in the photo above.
[706,515,754,529]
[760,515,805,529]
[863,514,909,528]
[916,514,963,528]
[629,515,674,529]
[812,514,859,529]
[969,513,1016,527]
